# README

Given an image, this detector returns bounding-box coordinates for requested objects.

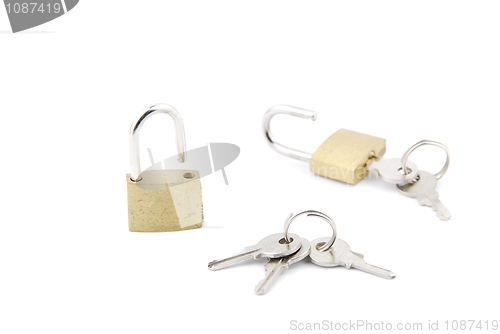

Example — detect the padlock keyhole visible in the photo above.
[183,172,196,179]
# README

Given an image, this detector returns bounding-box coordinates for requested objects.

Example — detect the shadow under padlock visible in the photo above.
[126,104,204,232]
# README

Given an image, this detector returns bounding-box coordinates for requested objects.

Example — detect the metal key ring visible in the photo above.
[401,140,450,180]
[283,210,337,252]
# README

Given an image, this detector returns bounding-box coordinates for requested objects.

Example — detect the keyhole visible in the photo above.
[183,172,196,179]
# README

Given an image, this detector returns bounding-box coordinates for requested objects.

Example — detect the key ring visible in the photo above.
[401,140,450,180]
[283,210,337,252]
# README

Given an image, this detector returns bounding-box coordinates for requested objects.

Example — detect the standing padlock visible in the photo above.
[126,104,203,232]
[262,105,386,185]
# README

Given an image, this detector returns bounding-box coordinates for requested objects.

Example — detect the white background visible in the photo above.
[1,1,499,333]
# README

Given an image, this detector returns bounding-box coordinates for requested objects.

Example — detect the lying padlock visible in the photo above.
[126,104,203,232]
[262,105,386,185]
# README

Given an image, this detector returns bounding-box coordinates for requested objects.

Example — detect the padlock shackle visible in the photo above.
[129,104,186,182]
[262,105,317,162]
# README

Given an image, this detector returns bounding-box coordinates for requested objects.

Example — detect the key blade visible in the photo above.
[398,171,451,220]
[264,258,279,273]
[208,233,302,271]
[255,239,311,295]
[208,245,261,271]
[426,193,451,221]
[350,259,397,279]
[255,258,286,295]
[416,191,451,221]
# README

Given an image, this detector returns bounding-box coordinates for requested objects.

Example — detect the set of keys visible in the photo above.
[208,210,396,295]
[263,105,451,221]
[368,140,451,221]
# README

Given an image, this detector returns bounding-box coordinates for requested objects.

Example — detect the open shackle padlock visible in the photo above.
[263,105,452,220]
[126,104,203,232]
[262,105,387,185]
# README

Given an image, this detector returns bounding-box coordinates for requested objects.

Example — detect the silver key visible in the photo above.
[368,158,419,184]
[208,233,302,271]
[309,237,396,279]
[255,238,311,295]
[397,170,451,221]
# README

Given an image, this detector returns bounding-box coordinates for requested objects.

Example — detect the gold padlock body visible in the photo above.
[310,128,386,185]
[126,170,203,232]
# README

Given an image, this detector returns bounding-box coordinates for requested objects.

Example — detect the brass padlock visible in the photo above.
[262,105,386,185]
[126,104,203,232]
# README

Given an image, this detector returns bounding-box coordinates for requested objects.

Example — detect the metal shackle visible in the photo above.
[262,104,318,162]
[129,104,186,182]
